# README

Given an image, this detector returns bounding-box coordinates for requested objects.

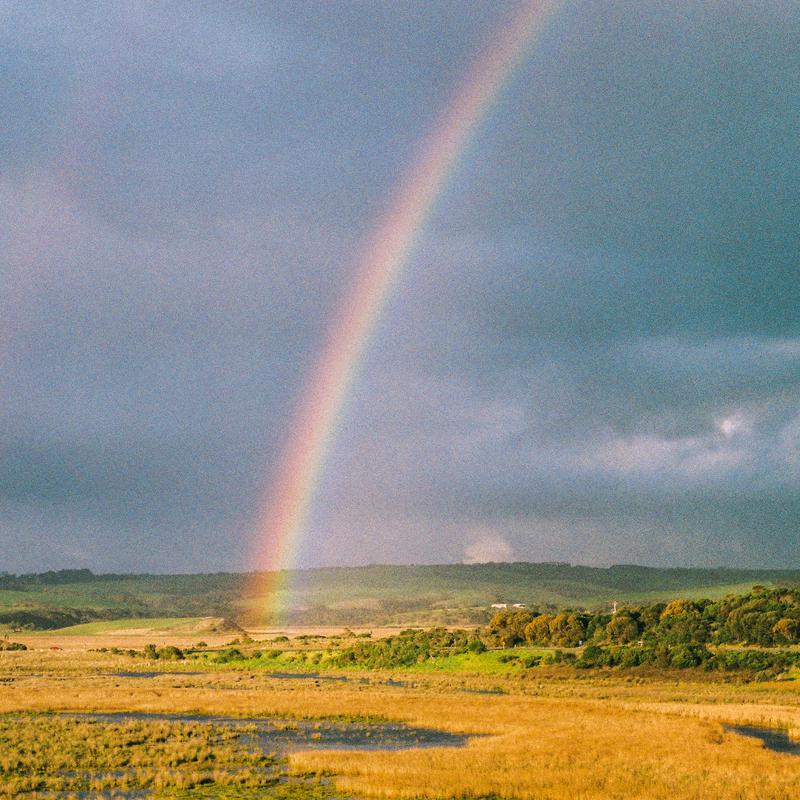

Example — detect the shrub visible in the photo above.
[156,646,184,661]
[329,627,477,669]
[0,641,27,651]
[772,618,800,644]
[711,649,800,674]
[669,644,706,668]
[576,645,608,668]
[215,648,244,664]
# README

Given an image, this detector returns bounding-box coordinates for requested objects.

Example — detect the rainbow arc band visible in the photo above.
[248,1,561,618]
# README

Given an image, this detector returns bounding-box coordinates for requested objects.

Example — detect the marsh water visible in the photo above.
[265,671,348,682]
[725,724,800,755]
[111,670,422,687]
[112,671,204,678]
[67,711,469,752]
[43,711,468,799]
[113,670,353,682]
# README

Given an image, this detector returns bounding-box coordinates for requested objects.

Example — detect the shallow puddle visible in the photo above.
[725,724,800,755]
[265,671,348,682]
[66,711,469,753]
[111,671,204,678]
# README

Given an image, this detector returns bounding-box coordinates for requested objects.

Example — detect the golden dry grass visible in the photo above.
[292,692,800,800]
[9,622,404,652]
[2,647,800,798]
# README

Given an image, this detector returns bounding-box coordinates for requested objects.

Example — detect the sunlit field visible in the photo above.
[2,625,800,799]
[5,0,800,797]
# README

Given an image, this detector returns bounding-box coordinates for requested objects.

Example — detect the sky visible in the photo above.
[2,1,799,573]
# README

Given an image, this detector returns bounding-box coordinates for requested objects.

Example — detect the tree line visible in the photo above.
[487,586,800,649]
[486,586,800,673]
[331,627,484,669]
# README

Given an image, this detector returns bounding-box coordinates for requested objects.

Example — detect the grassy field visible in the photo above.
[2,563,799,630]
[2,634,800,798]
[4,569,800,796]
[45,617,210,635]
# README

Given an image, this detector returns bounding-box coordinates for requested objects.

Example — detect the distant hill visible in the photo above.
[0,563,797,629]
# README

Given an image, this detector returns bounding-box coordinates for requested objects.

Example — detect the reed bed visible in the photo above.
[1,649,800,798]
[291,694,800,799]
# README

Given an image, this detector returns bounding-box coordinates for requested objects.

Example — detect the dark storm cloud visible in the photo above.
[1,1,798,571]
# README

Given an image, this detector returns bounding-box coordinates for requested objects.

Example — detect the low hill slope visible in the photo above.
[0,563,797,628]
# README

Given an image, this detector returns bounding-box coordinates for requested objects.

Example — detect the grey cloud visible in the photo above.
[1,2,799,571]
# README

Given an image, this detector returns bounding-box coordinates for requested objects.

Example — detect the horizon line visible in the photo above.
[6,561,799,578]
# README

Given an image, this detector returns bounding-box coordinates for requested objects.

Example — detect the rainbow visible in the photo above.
[249,1,561,617]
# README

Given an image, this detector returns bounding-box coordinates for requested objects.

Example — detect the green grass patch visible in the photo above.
[190,646,564,675]
[50,617,205,635]
[401,647,553,673]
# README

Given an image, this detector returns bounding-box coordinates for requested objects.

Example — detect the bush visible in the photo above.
[617,647,644,668]
[576,643,709,670]
[576,645,608,668]
[669,644,706,668]
[156,645,185,661]
[711,648,800,674]
[215,648,244,664]
[329,627,478,669]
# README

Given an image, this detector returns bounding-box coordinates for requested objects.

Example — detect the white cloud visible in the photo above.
[715,412,752,439]
[765,339,800,358]
[463,530,514,564]
[574,431,745,479]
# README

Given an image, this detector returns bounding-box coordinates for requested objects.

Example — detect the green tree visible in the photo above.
[606,612,640,644]
[660,599,700,620]
[488,610,534,647]
[772,617,800,644]
[549,613,585,647]
[524,614,552,645]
